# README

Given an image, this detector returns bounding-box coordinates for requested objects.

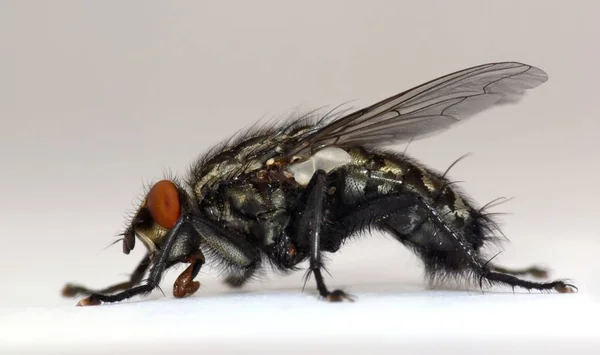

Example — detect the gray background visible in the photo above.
[1,0,599,309]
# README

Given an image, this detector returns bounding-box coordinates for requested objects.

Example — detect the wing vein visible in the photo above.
[287,62,547,155]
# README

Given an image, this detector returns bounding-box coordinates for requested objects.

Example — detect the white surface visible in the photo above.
[2,287,599,355]
[3,234,599,354]
[3,234,598,354]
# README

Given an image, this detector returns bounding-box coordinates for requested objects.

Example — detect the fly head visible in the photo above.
[121,179,191,258]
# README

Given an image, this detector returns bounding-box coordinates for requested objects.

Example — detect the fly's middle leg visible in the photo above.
[293,169,356,302]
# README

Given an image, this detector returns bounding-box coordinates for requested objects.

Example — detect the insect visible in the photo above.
[62,61,576,306]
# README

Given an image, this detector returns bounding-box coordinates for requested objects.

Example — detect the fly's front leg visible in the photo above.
[297,169,354,302]
[62,253,151,298]
[173,249,205,298]
[76,218,189,306]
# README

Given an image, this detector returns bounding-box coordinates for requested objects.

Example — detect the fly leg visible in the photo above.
[337,183,575,294]
[76,218,192,306]
[407,193,577,294]
[479,269,576,293]
[296,169,354,302]
[489,263,549,279]
[75,215,261,306]
[62,253,151,297]
[173,249,205,298]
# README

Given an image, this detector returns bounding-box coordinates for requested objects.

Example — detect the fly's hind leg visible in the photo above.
[488,263,549,279]
[385,227,575,293]
[381,193,576,294]
[480,269,576,293]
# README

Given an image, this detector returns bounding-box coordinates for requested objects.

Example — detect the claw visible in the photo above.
[554,282,577,294]
[76,297,101,307]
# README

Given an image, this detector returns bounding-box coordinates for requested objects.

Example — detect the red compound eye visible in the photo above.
[146,180,181,229]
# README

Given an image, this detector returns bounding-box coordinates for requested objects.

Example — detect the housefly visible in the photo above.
[62,62,576,306]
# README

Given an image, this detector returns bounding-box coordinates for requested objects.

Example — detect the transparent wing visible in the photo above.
[289,62,548,155]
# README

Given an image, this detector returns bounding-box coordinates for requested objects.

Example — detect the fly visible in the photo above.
[62,61,577,306]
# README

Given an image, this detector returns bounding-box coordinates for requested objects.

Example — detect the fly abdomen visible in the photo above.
[339,147,441,207]
[332,147,494,274]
